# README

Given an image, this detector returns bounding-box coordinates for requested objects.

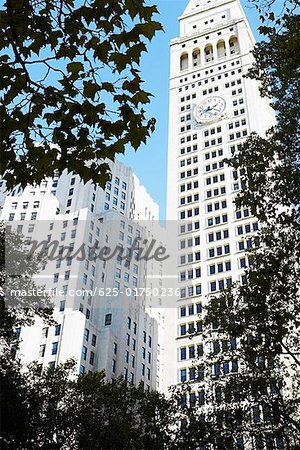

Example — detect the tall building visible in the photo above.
[0,159,158,222]
[1,160,166,391]
[165,0,275,388]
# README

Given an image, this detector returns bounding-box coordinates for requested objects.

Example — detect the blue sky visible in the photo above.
[118,0,268,219]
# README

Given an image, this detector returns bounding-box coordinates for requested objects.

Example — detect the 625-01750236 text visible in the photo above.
[95,287,181,297]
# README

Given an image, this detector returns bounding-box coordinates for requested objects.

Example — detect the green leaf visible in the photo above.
[83,81,98,100]
[101,82,115,93]
[66,62,84,73]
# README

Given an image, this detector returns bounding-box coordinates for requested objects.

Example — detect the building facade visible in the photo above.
[0,159,158,222]
[1,160,165,391]
[165,0,275,392]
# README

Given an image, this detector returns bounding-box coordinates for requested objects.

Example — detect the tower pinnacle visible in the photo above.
[182,0,223,16]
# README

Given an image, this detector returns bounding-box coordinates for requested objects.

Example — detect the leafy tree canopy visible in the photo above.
[0,0,162,189]
[1,363,175,449]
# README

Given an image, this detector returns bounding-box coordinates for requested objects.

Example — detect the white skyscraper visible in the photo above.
[1,159,166,391]
[165,0,275,389]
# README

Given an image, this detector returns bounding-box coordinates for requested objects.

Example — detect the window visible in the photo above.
[214,362,221,377]
[105,313,112,326]
[189,346,195,359]
[91,334,97,346]
[64,270,70,281]
[41,327,49,339]
[180,369,187,382]
[90,351,95,366]
[180,307,186,317]
[240,258,246,268]
[55,324,61,336]
[230,337,237,350]
[84,328,89,341]
[39,344,46,358]
[197,390,205,406]
[210,281,217,292]
[82,346,87,360]
[14,327,21,341]
[232,360,239,372]
[189,367,195,381]
[180,347,186,360]
[132,338,136,351]
[221,361,229,375]
[52,342,58,355]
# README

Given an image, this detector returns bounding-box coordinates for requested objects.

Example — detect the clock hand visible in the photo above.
[206,108,219,114]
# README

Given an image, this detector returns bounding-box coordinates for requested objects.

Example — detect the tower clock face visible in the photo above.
[194,96,226,124]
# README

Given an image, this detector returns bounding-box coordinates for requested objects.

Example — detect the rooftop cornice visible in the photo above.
[170,17,244,46]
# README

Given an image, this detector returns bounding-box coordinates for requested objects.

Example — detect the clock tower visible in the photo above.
[164,0,275,390]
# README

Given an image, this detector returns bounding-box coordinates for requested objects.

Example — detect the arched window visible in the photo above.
[229,36,239,55]
[192,48,201,67]
[204,44,213,63]
[180,52,189,71]
[217,40,226,59]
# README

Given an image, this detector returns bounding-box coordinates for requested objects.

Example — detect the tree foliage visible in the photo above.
[247,0,300,26]
[0,222,54,448]
[1,363,175,449]
[0,222,52,348]
[0,0,162,189]
[73,372,174,449]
